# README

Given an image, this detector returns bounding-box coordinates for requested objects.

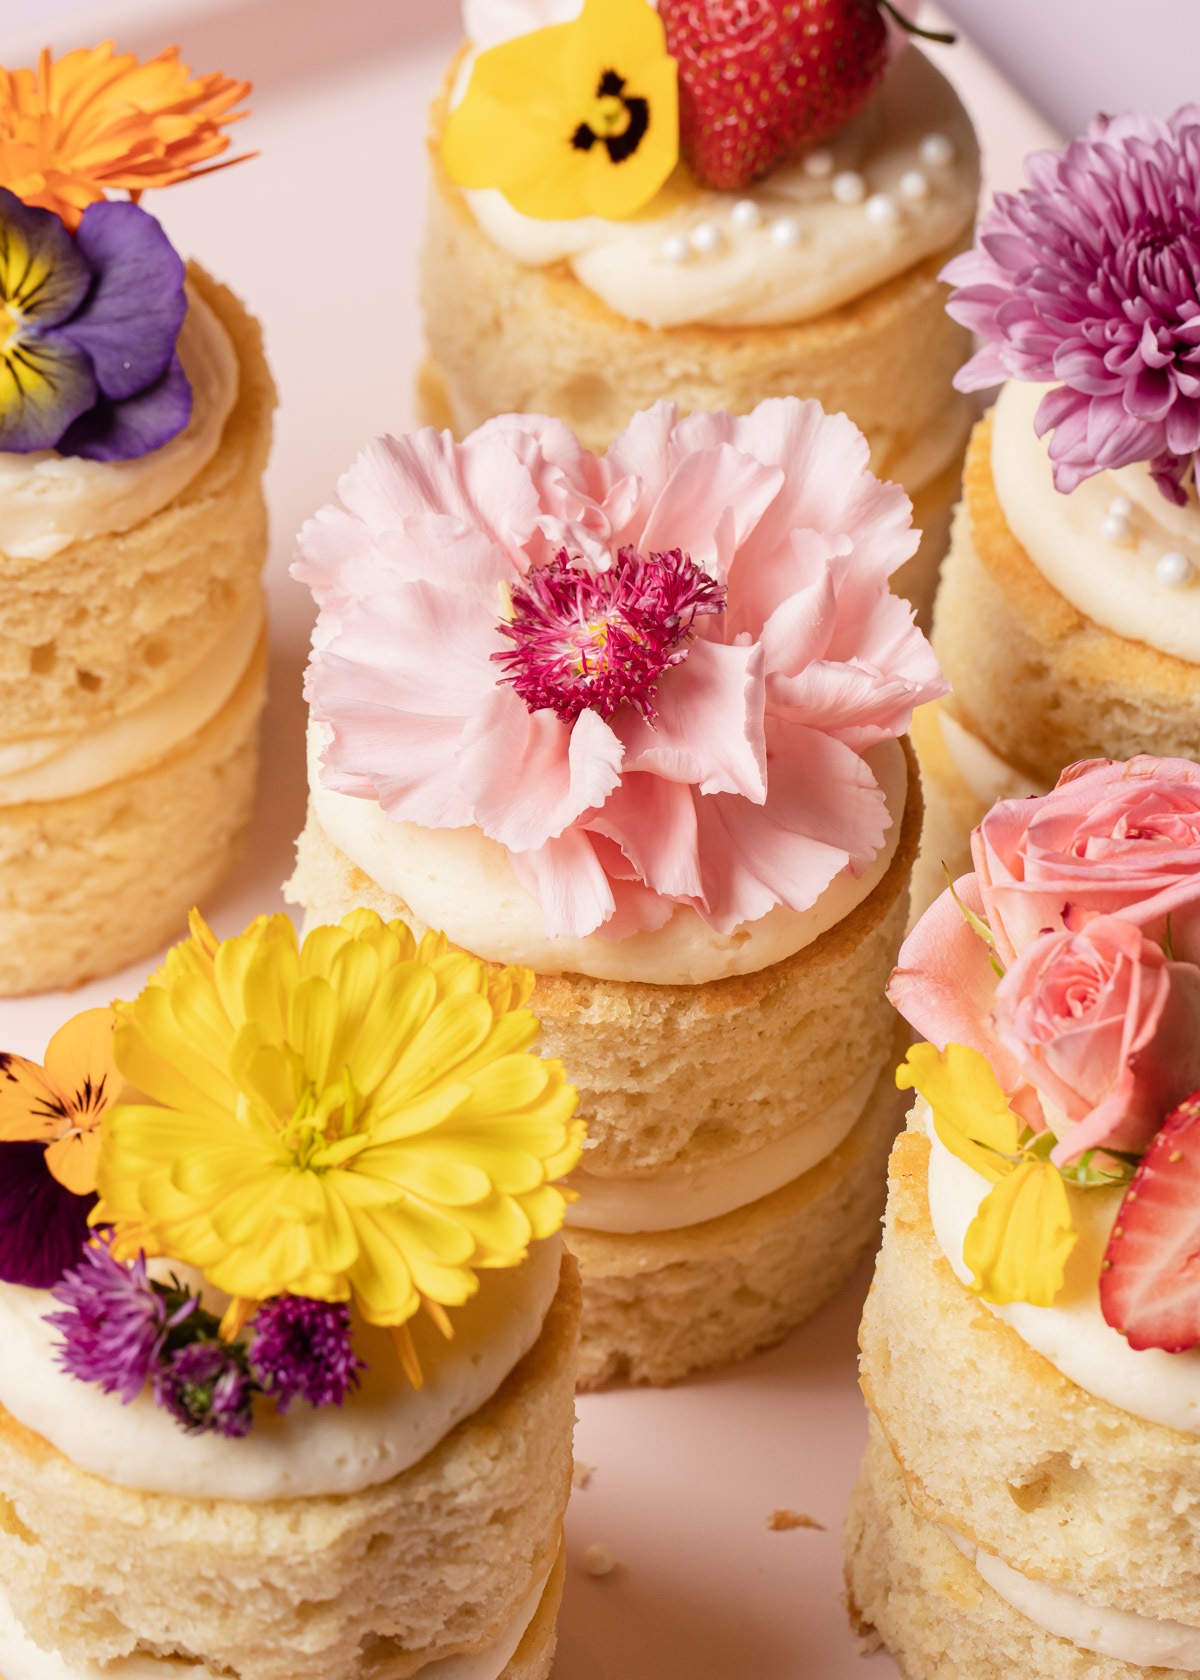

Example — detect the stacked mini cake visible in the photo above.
[0,45,276,994]
[0,908,581,1680]
[913,106,1200,914]
[846,757,1200,1678]
[422,0,981,618]
[288,393,943,1387]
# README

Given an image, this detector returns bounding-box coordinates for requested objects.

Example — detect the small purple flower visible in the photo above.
[493,545,727,724]
[153,1340,254,1438]
[0,1140,95,1288]
[47,1239,195,1404]
[250,1296,365,1413]
[943,106,1200,504]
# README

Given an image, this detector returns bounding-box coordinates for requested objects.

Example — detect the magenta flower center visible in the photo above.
[494,545,726,723]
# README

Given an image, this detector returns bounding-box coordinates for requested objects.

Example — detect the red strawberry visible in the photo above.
[1100,1090,1200,1353]
[660,0,952,193]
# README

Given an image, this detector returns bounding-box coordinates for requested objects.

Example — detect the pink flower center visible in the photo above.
[493,545,725,724]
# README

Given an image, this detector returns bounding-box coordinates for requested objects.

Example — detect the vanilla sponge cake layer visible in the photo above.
[844,1416,1172,1680]
[0,266,275,742]
[859,1130,1200,1625]
[501,1544,564,1680]
[0,630,266,996]
[570,1019,909,1388]
[0,1258,578,1680]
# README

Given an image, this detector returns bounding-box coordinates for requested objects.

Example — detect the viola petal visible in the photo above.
[61,200,187,398]
[56,352,191,462]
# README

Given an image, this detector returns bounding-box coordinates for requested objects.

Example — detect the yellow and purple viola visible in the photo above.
[0,185,192,459]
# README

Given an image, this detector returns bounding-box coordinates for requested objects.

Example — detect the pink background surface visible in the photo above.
[0,5,1057,1676]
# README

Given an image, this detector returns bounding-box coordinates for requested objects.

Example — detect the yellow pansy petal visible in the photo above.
[45,1128,100,1196]
[963,1160,1077,1308]
[42,1007,120,1121]
[571,0,670,72]
[897,1041,1020,1184]
[577,55,678,219]
[0,1052,63,1140]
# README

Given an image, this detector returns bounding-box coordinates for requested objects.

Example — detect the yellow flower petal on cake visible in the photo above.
[962,1159,1077,1307]
[43,1128,100,1196]
[897,1041,1021,1183]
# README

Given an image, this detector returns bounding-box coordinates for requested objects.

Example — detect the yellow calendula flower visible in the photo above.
[898,1042,1076,1308]
[94,909,584,1352]
[442,0,678,220]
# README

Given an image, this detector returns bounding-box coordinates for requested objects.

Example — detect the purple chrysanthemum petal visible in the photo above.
[153,1340,254,1438]
[46,1239,192,1404]
[57,353,192,462]
[250,1296,365,1413]
[62,201,188,400]
[0,1141,95,1288]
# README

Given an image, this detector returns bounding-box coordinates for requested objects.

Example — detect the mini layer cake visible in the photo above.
[0,909,582,1680]
[0,46,276,993]
[845,757,1200,1677]
[288,394,944,1387]
[914,107,1200,915]
[422,0,981,620]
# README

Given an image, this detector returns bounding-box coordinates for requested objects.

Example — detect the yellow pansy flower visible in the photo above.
[94,910,584,1352]
[898,1041,1077,1308]
[442,0,678,221]
[0,1007,119,1195]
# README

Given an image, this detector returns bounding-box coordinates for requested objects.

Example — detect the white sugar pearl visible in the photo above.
[865,192,900,226]
[899,168,930,202]
[690,220,724,255]
[769,216,803,249]
[803,147,835,179]
[662,233,691,264]
[1100,513,1132,545]
[584,1543,617,1577]
[920,132,955,168]
[731,198,763,230]
[832,169,867,205]
[1107,495,1134,519]
[1157,550,1195,588]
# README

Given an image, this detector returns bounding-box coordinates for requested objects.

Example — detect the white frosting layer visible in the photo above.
[565,1060,879,1232]
[0,1236,562,1500]
[872,395,975,496]
[936,705,1044,811]
[309,729,907,986]
[0,284,239,563]
[992,378,1200,664]
[459,48,978,329]
[0,594,264,806]
[944,1527,1200,1670]
[919,1099,1200,1434]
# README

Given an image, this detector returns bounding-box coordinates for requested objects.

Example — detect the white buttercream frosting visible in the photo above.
[565,1060,879,1231]
[0,1235,562,1500]
[936,705,1044,811]
[943,1527,1200,1670]
[991,378,1200,664]
[0,593,264,806]
[308,730,907,986]
[457,47,978,330]
[918,1099,1200,1435]
[0,284,238,563]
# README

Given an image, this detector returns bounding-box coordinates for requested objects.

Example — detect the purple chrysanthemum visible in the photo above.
[153,1339,254,1438]
[250,1296,365,1413]
[943,106,1200,504]
[493,545,726,724]
[47,1239,195,1404]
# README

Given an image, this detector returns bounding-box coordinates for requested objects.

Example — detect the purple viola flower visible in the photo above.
[153,1339,254,1438]
[0,1140,95,1288]
[46,1239,196,1404]
[0,188,191,461]
[942,106,1200,505]
[250,1296,365,1413]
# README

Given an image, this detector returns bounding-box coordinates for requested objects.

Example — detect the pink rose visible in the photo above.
[992,916,1200,1163]
[974,756,1200,966]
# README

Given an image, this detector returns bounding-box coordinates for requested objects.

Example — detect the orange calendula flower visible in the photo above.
[0,43,252,229]
[0,1007,121,1194]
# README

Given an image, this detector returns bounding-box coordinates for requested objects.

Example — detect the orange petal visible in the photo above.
[43,1008,121,1124]
[45,1130,100,1197]
[0,1053,63,1140]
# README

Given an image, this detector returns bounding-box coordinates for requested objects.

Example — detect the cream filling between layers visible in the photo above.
[917,1099,1200,1434]
[0,1557,556,1680]
[308,729,907,986]
[0,284,239,563]
[565,1060,880,1232]
[0,1235,562,1500]
[936,705,1045,811]
[942,1528,1200,1670]
[0,593,265,806]
[991,378,1200,663]
[458,47,978,330]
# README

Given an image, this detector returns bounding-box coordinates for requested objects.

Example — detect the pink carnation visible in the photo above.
[296,399,944,940]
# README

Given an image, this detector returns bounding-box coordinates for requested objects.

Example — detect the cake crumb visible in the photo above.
[767,1509,825,1531]
[584,1542,617,1576]
[572,1461,595,1490]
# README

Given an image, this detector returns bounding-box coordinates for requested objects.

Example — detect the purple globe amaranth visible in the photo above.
[0,188,192,461]
[942,106,1200,506]
[153,1339,254,1438]
[47,1239,196,1404]
[250,1295,365,1413]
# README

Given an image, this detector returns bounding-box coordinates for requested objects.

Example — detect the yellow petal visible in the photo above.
[963,1160,1077,1308]
[45,1128,100,1196]
[43,1008,120,1122]
[0,1052,63,1140]
[897,1041,1020,1184]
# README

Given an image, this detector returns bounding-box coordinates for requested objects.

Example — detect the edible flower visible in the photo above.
[0,187,191,458]
[93,908,583,1380]
[47,1236,196,1404]
[0,44,251,230]
[442,0,678,220]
